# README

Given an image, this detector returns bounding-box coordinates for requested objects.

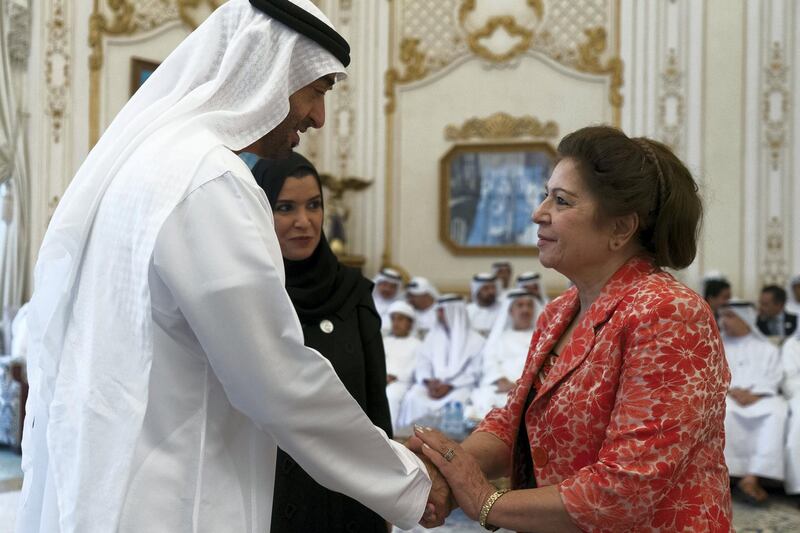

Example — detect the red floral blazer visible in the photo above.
[477,257,732,532]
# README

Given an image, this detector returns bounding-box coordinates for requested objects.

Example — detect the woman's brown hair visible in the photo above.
[556,125,702,270]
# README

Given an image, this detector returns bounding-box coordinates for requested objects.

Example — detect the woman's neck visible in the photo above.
[572,250,641,313]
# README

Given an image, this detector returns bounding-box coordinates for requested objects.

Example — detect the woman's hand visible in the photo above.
[414,426,496,521]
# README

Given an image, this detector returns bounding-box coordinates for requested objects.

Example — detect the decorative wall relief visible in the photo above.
[763,41,789,171]
[8,1,31,67]
[386,0,623,117]
[45,0,70,144]
[658,49,685,153]
[763,216,787,287]
[444,112,559,142]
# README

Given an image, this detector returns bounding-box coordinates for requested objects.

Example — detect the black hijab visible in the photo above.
[252,152,360,322]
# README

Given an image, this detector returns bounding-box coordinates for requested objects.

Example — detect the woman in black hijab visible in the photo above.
[253,152,392,533]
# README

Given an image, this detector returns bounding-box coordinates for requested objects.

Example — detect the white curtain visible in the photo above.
[0,0,31,353]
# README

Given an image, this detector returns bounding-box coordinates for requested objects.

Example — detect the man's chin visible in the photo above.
[262,147,294,160]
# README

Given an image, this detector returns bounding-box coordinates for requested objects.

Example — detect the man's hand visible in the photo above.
[424,379,453,399]
[493,377,515,393]
[415,427,495,522]
[417,454,456,528]
[729,388,762,407]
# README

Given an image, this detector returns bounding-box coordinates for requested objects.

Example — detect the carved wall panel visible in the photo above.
[742,0,796,296]
[620,0,704,290]
[45,0,69,144]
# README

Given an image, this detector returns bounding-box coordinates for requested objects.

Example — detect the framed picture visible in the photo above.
[439,142,556,255]
[130,57,160,97]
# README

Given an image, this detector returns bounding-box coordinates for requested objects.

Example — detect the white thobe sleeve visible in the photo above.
[414,345,434,384]
[783,337,800,398]
[751,342,783,396]
[481,343,504,386]
[152,173,429,529]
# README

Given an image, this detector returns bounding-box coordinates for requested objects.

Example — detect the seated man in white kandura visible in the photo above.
[781,326,800,496]
[383,300,422,432]
[469,289,537,419]
[397,295,484,428]
[721,300,787,505]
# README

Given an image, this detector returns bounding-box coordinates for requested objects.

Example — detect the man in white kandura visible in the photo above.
[466,272,501,337]
[720,301,787,505]
[16,2,446,531]
[383,301,422,432]
[397,295,484,427]
[406,276,439,340]
[781,324,800,495]
[469,289,536,419]
[372,267,404,334]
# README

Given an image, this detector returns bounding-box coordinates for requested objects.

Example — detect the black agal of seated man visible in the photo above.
[249,0,351,67]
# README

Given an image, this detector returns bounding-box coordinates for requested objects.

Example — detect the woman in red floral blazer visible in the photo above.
[413,126,732,532]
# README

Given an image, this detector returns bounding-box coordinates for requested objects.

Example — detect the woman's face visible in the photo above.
[532,158,616,281]
[273,174,323,261]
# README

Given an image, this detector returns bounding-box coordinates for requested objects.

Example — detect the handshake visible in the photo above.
[407,425,499,529]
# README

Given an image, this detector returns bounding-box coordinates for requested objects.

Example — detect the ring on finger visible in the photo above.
[442,448,456,462]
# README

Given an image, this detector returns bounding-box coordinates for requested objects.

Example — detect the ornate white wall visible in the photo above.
[19,0,800,299]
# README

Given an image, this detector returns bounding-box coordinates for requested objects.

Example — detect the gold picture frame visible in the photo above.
[439,142,556,256]
[129,57,160,97]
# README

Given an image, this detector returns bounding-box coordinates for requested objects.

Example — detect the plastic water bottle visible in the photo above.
[441,401,464,438]
[451,401,464,438]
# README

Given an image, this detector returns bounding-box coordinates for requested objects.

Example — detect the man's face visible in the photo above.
[408,293,434,311]
[390,313,413,338]
[495,266,511,288]
[509,297,535,330]
[476,283,497,307]
[707,287,731,314]
[758,292,782,318]
[377,280,399,300]
[793,282,800,303]
[244,75,335,159]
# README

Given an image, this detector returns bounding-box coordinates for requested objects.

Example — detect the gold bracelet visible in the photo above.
[479,488,510,531]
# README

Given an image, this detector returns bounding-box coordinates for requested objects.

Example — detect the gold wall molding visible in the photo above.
[384,38,429,115]
[385,1,623,118]
[46,0,70,144]
[444,112,558,141]
[88,0,223,146]
[459,0,543,63]
[658,49,684,153]
[8,2,32,67]
[466,16,534,63]
[763,42,789,171]
[762,216,787,286]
